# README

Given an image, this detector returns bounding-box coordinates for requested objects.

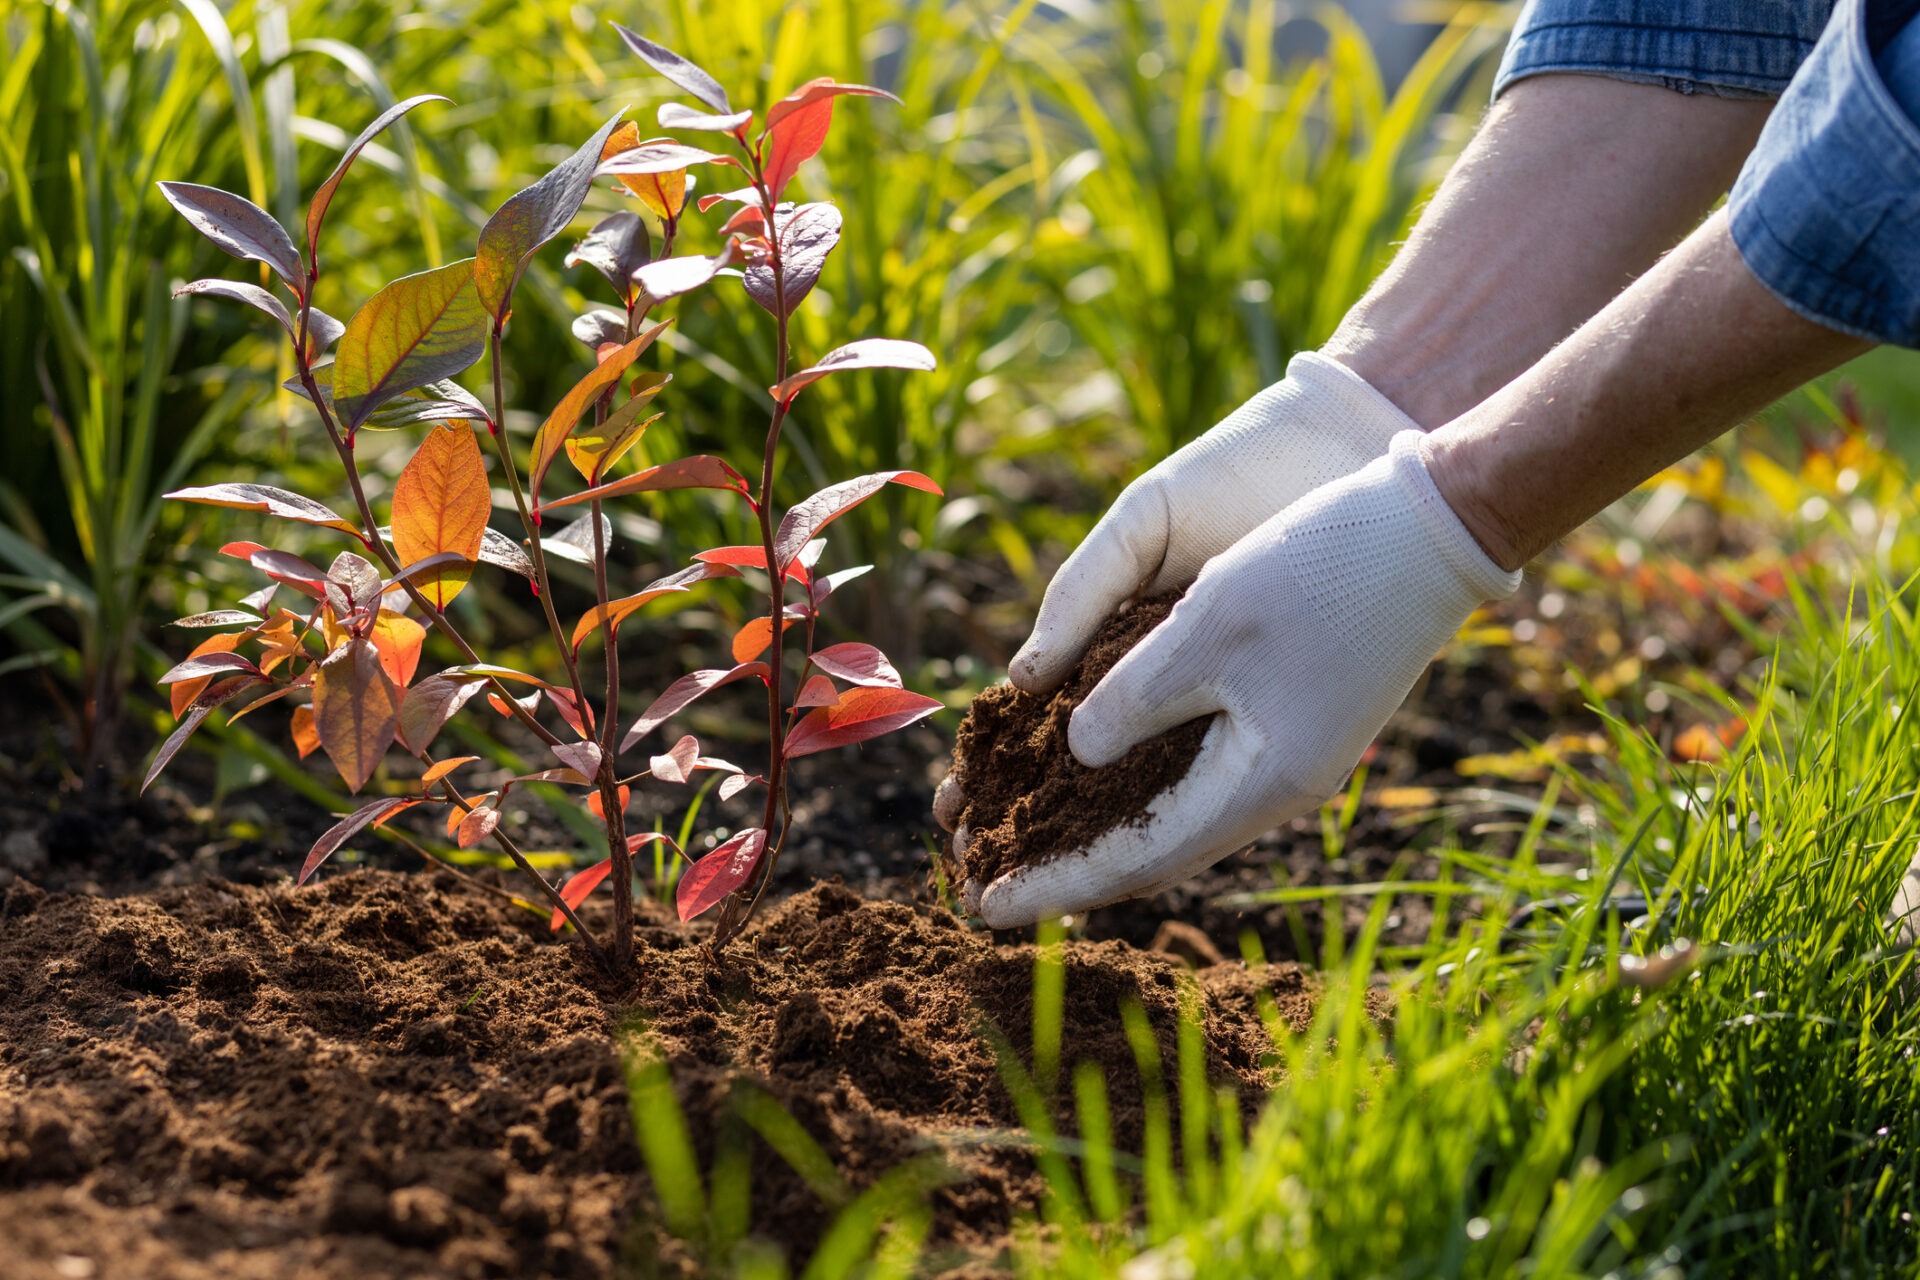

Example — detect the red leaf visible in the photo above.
[457,804,502,848]
[300,797,420,884]
[543,455,752,511]
[622,662,770,750]
[784,687,942,758]
[763,78,899,131]
[545,687,595,739]
[650,734,699,784]
[548,833,679,931]
[773,471,942,569]
[676,828,768,922]
[249,548,333,599]
[794,674,839,708]
[808,642,901,688]
[692,545,810,585]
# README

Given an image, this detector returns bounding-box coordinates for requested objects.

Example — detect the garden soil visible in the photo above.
[949,596,1210,885]
[0,869,1360,1280]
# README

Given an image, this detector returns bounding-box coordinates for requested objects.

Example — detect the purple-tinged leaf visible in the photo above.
[306,307,346,357]
[649,734,699,784]
[313,638,401,792]
[166,482,360,534]
[475,113,625,321]
[809,563,872,609]
[156,182,304,289]
[794,674,840,708]
[543,454,752,511]
[141,677,263,793]
[553,740,604,778]
[632,241,738,302]
[541,514,613,566]
[565,211,651,303]
[397,672,488,754]
[249,548,332,599]
[158,650,262,684]
[595,141,726,176]
[612,25,731,114]
[784,687,943,758]
[676,828,768,922]
[287,365,491,431]
[744,203,841,318]
[477,528,535,580]
[718,773,758,802]
[332,258,489,433]
[774,472,942,569]
[170,610,264,629]
[570,310,629,349]
[658,102,752,132]
[307,94,450,270]
[456,804,502,848]
[809,642,902,688]
[695,186,765,213]
[300,797,421,883]
[382,551,471,595]
[328,550,384,617]
[622,662,770,750]
[173,278,295,341]
[770,338,936,404]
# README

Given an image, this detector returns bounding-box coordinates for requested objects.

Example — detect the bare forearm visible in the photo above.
[1424,209,1871,571]
[1325,74,1772,427]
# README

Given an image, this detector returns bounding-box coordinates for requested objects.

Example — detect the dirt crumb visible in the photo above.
[949,597,1211,884]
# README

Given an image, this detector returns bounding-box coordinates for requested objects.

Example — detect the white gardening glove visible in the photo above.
[1007,352,1419,692]
[972,431,1521,928]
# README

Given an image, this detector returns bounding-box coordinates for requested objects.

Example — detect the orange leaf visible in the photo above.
[422,756,480,786]
[676,829,767,921]
[588,785,630,821]
[369,609,426,688]
[531,323,671,505]
[290,705,321,759]
[170,633,241,718]
[392,423,489,607]
[312,638,401,792]
[784,686,943,758]
[730,615,796,664]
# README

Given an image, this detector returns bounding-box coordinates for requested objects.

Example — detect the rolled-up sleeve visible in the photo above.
[1496,1,1834,100]
[1729,0,1920,346]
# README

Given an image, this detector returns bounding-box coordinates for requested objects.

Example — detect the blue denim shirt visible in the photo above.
[1498,0,1920,347]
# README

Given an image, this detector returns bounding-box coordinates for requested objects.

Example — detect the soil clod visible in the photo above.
[947,597,1211,885]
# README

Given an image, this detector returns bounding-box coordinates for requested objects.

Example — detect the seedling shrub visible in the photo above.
[146,30,944,968]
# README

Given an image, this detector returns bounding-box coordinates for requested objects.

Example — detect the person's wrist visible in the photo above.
[1417,430,1530,574]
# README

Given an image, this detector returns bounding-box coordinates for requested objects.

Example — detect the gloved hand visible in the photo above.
[963,431,1521,928]
[933,352,1415,858]
[1007,352,1420,692]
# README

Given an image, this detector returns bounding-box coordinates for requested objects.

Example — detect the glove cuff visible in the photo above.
[1284,351,1421,461]
[1389,430,1523,605]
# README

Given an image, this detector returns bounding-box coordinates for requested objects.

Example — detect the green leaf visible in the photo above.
[330,258,488,434]
[475,113,625,321]
[157,182,304,290]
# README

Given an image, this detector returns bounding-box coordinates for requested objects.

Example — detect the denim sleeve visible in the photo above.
[1496,1,1834,99]
[1729,0,1920,346]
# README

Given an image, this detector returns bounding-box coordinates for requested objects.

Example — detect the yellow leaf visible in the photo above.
[530,322,671,504]
[566,371,670,482]
[1740,449,1801,515]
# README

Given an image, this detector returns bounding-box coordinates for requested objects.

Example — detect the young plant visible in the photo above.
[146,31,945,969]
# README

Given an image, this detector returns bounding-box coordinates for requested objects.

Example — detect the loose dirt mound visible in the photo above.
[0,870,1346,1279]
[948,597,1211,885]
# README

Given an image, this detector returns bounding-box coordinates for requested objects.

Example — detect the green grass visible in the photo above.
[614,559,1920,1277]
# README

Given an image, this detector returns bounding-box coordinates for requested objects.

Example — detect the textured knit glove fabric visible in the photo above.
[1008,352,1416,693]
[976,431,1522,929]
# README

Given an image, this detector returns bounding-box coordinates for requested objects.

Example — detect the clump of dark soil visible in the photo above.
[0,869,1356,1279]
[947,597,1211,885]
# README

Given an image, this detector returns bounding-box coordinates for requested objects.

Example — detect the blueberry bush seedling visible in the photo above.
[147,32,945,970]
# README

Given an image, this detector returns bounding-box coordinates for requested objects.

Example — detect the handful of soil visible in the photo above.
[947,596,1212,885]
